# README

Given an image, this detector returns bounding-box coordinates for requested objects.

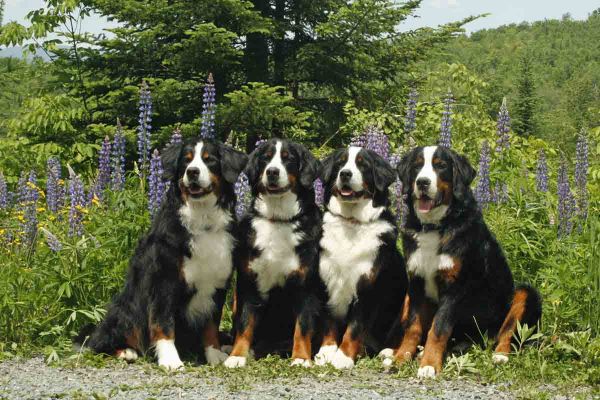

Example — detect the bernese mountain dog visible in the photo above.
[379,145,542,378]
[314,146,408,369]
[80,138,247,369]
[224,139,322,368]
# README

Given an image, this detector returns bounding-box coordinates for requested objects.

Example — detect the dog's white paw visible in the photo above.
[438,254,454,270]
[117,348,138,362]
[314,345,338,366]
[205,346,229,366]
[378,348,394,359]
[156,339,184,370]
[220,345,233,354]
[492,353,509,364]
[417,365,437,378]
[330,349,355,370]
[290,358,312,368]
[224,355,247,368]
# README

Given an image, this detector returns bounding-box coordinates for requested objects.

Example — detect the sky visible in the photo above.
[2,0,598,36]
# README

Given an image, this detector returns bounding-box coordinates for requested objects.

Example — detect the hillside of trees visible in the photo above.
[426,10,600,149]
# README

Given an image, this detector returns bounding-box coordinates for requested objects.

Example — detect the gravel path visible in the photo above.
[0,357,525,399]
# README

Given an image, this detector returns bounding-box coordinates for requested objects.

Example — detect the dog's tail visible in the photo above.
[494,284,542,355]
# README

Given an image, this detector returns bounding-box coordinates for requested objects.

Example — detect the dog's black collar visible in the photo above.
[421,223,440,232]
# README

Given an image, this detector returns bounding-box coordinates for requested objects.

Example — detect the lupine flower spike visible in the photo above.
[46,157,65,213]
[314,178,324,207]
[496,97,511,153]
[20,171,39,247]
[68,165,86,237]
[148,149,167,217]
[234,172,251,218]
[200,73,217,139]
[438,89,454,148]
[557,157,575,238]
[137,81,153,176]
[575,130,589,226]
[0,172,8,209]
[351,125,390,162]
[474,140,492,208]
[40,227,62,252]
[170,126,183,146]
[111,119,127,191]
[404,88,418,135]
[536,149,548,192]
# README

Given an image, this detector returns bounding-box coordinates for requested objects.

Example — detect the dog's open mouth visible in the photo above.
[266,184,291,195]
[337,186,364,200]
[187,183,213,199]
[417,195,436,213]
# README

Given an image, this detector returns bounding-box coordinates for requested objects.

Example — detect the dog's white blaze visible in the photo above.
[183,142,212,188]
[336,146,364,192]
[407,231,456,302]
[319,211,393,318]
[179,200,234,323]
[155,339,183,370]
[414,146,438,198]
[261,141,289,189]
[248,218,303,298]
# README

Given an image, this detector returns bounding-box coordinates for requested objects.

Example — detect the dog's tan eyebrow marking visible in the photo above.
[185,152,194,161]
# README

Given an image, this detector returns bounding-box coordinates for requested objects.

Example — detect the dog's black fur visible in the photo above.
[315,147,408,367]
[227,139,322,365]
[78,138,247,366]
[385,145,541,375]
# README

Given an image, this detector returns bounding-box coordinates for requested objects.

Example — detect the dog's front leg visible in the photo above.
[417,299,456,378]
[149,292,183,370]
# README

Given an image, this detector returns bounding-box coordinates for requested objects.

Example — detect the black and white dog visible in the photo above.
[315,146,408,369]
[224,139,322,368]
[380,145,541,378]
[80,138,247,369]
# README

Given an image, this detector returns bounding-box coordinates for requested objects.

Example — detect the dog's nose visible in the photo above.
[339,169,353,182]
[186,167,200,180]
[266,167,280,182]
[416,177,431,190]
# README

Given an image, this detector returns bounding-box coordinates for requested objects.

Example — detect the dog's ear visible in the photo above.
[161,143,183,182]
[243,143,265,185]
[219,143,248,185]
[367,149,396,207]
[396,148,418,194]
[293,143,320,189]
[450,150,476,200]
[320,149,342,186]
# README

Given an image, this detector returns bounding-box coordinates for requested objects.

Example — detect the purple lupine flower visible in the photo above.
[40,227,62,252]
[20,170,39,246]
[200,73,217,139]
[97,136,112,190]
[474,140,492,208]
[68,167,86,237]
[575,131,589,224]
[351,125,390,161]
[234,172,251,219]
[492,183,509,204]
[255,138,267,150]
[557,157,575,238]
[438,89,454,148]
[170,126,183,146]
[111,119,127,191]
[536,149,549,193]
[0,172,7,209]
[314,178,324,207]
[404,87,418,135]
[394,178,408,228]
[148,149,167,217]
[16,171,28,210]
[137,81,153,176]
[496,97,511,153]
[46,157,65,213]
[388,153,402,169]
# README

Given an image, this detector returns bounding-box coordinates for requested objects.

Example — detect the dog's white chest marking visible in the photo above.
[248,218,303,298]
[179,200,234,322]
[319,211,393,318]
[407,231,454,302]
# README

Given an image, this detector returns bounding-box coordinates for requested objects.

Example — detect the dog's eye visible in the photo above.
[434,161,447,169]
[202,152,209,160]
[356,155,363,163]
[185,152,194,161]
[281,151,289,159]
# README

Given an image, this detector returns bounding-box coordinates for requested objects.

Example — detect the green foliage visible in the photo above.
[222,82,313,150]
[513,56,538,136]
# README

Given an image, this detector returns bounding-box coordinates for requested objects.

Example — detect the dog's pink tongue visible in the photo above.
[341,188,353,196]
[418,198,434,212]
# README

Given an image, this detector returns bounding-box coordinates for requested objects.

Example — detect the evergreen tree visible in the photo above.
[513,55,538,136]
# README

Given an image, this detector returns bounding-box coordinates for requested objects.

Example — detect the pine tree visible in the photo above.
[513,55,538,136]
